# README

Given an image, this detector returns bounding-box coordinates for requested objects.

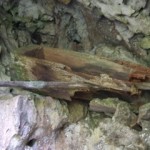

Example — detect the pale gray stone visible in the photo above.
[89,97,121,114]
[0,94,69,149]
[126,0,147,11]
[138,102,150,122]
[95,43,145,65]
[55,118,146,150]
[112,101,137,126]
[18,0,45,19]
[0,95,36,150]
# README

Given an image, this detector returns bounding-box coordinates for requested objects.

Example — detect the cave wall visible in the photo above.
[0,0,150,149]
[0,0,150,63]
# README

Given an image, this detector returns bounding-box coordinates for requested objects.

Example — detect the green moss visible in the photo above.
[139,103,150,115]
[68,101,87,123]
[25,22,42,32]
[34,95,69,119]
[85,112,105,131]
[59,100,69,116]
[58,0,71,5]
[116,16,128,24]
[34,95,45,109]
[140,36,150,49]
[10,59,29,81]
[90,98,120,108]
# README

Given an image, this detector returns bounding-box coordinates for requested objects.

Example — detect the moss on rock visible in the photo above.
[68,101,88,123]
[90,98,121,114]
[140,36,150,49]
[85,112,106,131]
[10,61,29,80]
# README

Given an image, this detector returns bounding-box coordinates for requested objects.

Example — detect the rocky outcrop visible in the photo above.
[0,0,150,65]
[0,93,149,149]
[0,94,69,150]
[0,0,150,149]
[89,98,120,114]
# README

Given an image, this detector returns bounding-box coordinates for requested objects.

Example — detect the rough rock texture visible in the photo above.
[138,103,150,148]
[0,95,36,150]
[77,0,150,64]
[0,94,69,150]
[0,0,150,65]
[78,0,149,35]
[140,36,150,49]
[1,0,150,149]
[138,103,150,122]
[68,100,88,123]
[0,93,148,150]
[112,101,137,127]
[89,98,121,114]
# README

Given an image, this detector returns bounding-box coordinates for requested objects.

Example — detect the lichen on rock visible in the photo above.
[0,0,150,149]
[89,97,122,114]
[68,100,88,123]
[140,36,150,50]
[112,101,137,127]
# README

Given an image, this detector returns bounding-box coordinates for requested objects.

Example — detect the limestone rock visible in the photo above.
[112,101,137,127]
[126,0,147,11]
[34,95,69,130]
[126,14,150,35]
[0,94,69,149]
[88,0,135,18]
[138,102,150,123]
[68,101,87,123]
[40,14,54,22]
[139,120,150,148]
[25,21,44,33]
[77,0,91,7]
[115,21,134,44]
[140,36,150,50]
[0,45,1,54]
[0,0,150,149]
[17,30,31,47]
[98,119,146,150]
[0,25,18,52]
[78,0,150,37]
[39,23,55,35]
[18,0,45,20]
[55,118,146,150]
[58,0,71,5]
[0,93,145,149]
[89,98,121,114]
[95,43,145,65]
[0,95,37,149]
[25,95,69,149]
[0,65,11,94]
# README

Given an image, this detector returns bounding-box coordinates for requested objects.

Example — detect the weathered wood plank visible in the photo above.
[10,45,150,100]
